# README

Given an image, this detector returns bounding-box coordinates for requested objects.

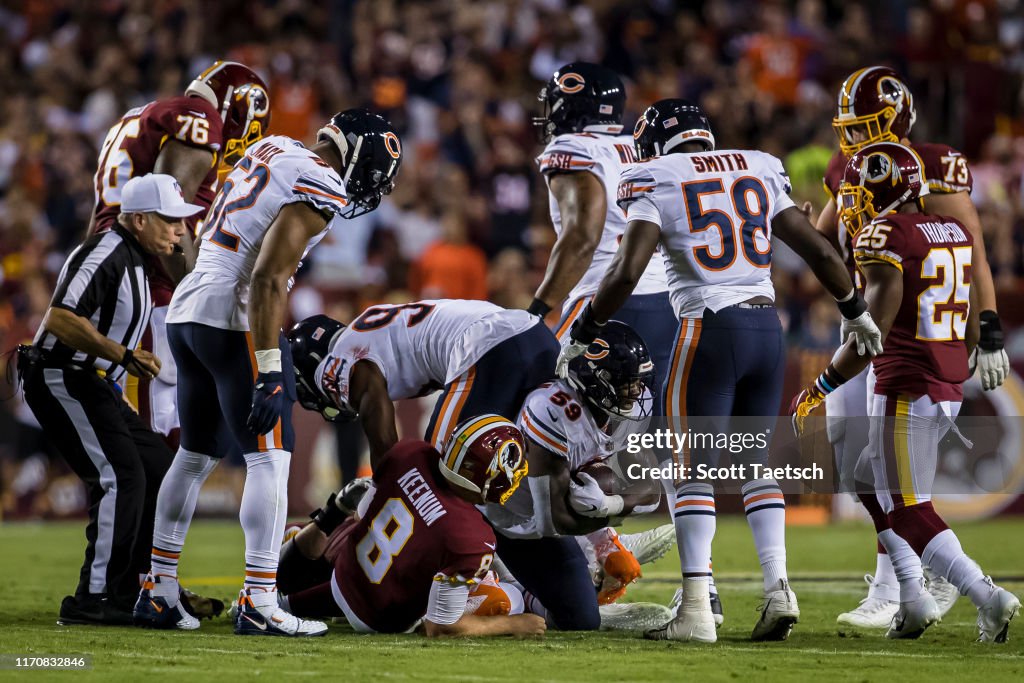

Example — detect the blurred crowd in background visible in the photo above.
[2,0,1024,516]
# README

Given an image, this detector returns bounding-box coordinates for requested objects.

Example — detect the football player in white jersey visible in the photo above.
[530,63,698,615]
[134,110,402,637]
[286,299,559,462]
[496,321,674,631]
[557,99,884,643]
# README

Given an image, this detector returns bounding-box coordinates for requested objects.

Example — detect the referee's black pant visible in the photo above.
[22,363,173,606]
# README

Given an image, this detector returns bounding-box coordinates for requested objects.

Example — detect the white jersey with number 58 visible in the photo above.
[616,150,795,318]
[167,135,349,331]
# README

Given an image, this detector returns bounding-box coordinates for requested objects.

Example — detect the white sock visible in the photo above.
[674,483,715,580]
[873,552,898,589]
[922,529,993,607]
[241,449,291,601]
[151,448,219,591]
[877,529,920,602]
[682,577,711,612]
[742,479,787,592]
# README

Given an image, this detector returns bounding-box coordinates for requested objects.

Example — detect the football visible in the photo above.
[575,459,620,494]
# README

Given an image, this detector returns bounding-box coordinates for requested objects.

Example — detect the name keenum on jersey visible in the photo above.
[396,467,447,526]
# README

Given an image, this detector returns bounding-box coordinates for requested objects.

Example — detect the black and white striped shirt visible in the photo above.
[33,224,153,384]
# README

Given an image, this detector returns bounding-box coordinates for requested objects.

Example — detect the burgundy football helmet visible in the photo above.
[833,66,916,156]
[837,142,929,236]
[186,61,271,164]
[440,415,528,505]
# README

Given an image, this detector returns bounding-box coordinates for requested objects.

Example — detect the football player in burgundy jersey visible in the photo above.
[274,415,546,637]
[816,66,1008,630]
[793,143,1020,643]
[90,61,271,449]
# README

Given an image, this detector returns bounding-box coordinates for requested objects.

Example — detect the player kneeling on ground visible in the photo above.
[792,142,1020,642]
[274,415,545,637]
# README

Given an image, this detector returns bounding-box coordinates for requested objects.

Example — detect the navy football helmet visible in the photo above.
[317,110,402,219]
[533,62,626,143]
[286,314,355,422]
[567,321,656,421]
[633,98,715,159]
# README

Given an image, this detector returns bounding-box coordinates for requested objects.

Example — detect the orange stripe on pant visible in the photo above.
[555,297,591,341]
[665,319,701,471]
[430,367,477,449]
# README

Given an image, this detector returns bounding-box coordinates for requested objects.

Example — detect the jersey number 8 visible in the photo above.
[356,498,415,584]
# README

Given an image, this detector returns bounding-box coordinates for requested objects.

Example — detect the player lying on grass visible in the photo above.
[273,415,545,637]
[486,320,672,631]
[792,142,1021,642]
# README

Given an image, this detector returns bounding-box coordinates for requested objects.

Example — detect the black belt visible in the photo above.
[17,345,107,381]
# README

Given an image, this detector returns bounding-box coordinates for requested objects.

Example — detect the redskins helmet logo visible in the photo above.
[861,151,894,184]
[383,131,401,159]
[585,338,610,361]
[556,72,585,94]
[877,76,905,110]
[236,84,270,117]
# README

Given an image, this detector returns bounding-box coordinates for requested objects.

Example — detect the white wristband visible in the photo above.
[604,494,625,517]
[255,348,282,373]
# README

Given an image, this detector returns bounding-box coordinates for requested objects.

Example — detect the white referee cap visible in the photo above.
[121,173,204,218]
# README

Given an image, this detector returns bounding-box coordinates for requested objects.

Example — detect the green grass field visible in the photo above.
[1,517,1022,682]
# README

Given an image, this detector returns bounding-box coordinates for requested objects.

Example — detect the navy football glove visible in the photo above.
[247,371,285,435]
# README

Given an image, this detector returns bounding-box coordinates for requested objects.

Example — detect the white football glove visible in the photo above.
[555,340,589,379]
[969,347,1010,391]
[841,311,884,357]
[568,472,624,518]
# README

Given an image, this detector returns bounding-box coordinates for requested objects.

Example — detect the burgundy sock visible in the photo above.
[888,502,949,556]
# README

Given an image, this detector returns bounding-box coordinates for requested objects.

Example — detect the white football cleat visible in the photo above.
[620,524,676,566]
[650,579,717,643]
[234,588,328,637]
[645,608,717,643]
[976,580,1021,644]
[751,579,799,641]
[837,575,899,632]
[599,602,672,631]
[923,566,960,618]
[886,591,940,639]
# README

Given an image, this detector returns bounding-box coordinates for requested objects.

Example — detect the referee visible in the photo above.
[19,174,202,625]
